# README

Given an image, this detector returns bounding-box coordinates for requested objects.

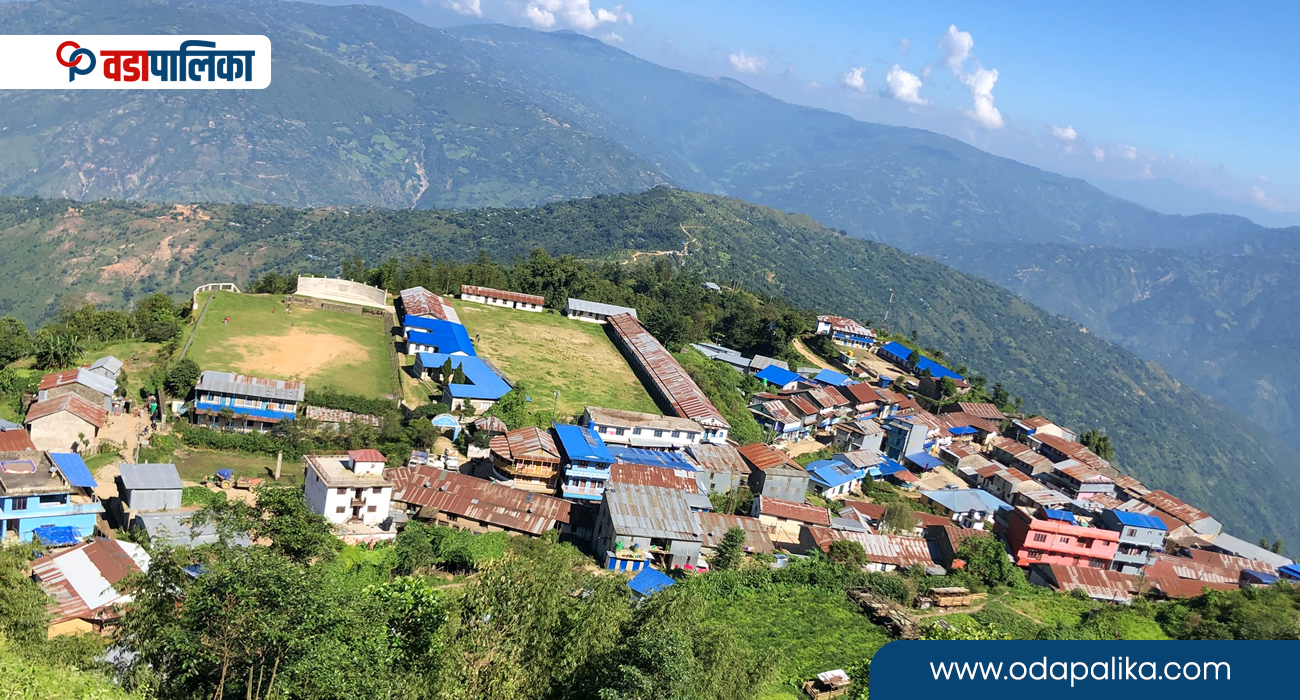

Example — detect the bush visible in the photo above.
[174,423,301,458]
[304,388,398,417]
[181,486,227,508]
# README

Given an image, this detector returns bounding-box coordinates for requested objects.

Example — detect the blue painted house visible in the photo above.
[193,371,304,433]
[413,353,512,413]
[553,423,615,501]
[0,451,102,541]
[877,341,964,380]
[806,458,866,499]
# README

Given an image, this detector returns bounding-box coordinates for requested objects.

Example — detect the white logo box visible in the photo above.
[0,35,271,89]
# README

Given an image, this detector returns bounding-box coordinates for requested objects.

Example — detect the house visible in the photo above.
[193,371,303,433]
[1044,461,1115,500]
[1008,416,1075,443]
[608,462,700,491]
[815,315,875,349]
[812,369,854,388]
[388,466,573,537]
[582,406,705,449]
[38,366,117,411]
[938,443,990,472]
[834,450,883,480]
[404,317,476,355]
[1144,552,1242,598]
[920,488,1011,529]
[30,538,150,636]
[807,528,943,573]
[806,459,867,499]
[87,356,124,383]
[945,402,1004,421]
[752,495,832,546]
[748,355,788,373]
[413,353,512,412]
[610,446,698,473]
[832,420,884,453]
[565,297,637,323]
[25,394,107,452]
[686,443,750,494]
[461,284,545,312]
[925,524,988,569]
[903,451,945,472]
[489,427,563,493]
[1095,509,1167,575]
[0,419,36,452]
[749,398,810,442]
[1120,490,1222,540]
[0,451,102,540]
[607,313,730,443]
[553,423,615,502]
[1004,507,1119,569]
[304,451,394,529]
[972,463,1038,504]
[698,512,774,558]
[837,384,888,420]
[878,459,919,489]
[116,463,183,523]
[882,415,929,460]
[754,364,802,391]
[738,443,809,503]
[1027,563,1137,603]
[1029,432,1115,476]
[398,286,460,324]
[596,483,703,571]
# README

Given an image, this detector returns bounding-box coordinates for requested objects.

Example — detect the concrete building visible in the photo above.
[398,286,460,325]
[0,451,102,540]
[738,443,809,503]
[751,496,831,547]
[1095,508,1167,575]
[815,315,875,349]
[565,297,637,324]
[882,415,928,460]
[553,423,615,502]
[595,482,703,571]
[1004,507,1119,569]
[193,371,303,434]
[25,394,106,453]
[304,450,393,527]
[582,406,704,449]
[461,285,545,312]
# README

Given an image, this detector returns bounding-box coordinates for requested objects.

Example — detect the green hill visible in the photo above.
[0,187,1295,546]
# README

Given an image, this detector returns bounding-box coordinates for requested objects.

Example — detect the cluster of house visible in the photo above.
[21,356,124,453]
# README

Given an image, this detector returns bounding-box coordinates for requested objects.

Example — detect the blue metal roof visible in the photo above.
[49,452,96,489]
[1105,509,1168,531]
[627,567,675,597]
[948,425,978,436]
[608,446,696,472]
[806,459,864,488]
[552,423,614,465]
[921,488,1012,513]
[32,524,80,546]
[877,458,908,476]
[904,451,945,471]
[813,369,853,387]
[755,364,801,387]
[402,315,449,332]
[406,319,476,356]
[1279,563,1300,580]
[1042,508,1077,525]
[1242,570,1278,584]
[878,341,963,380]
[415,353,511,401]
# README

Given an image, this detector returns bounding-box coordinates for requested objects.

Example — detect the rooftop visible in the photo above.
[389,466,571,535]
[399,286,460,323]
[755,364,801,387]
[584,406,699,433]
[415,353,511,401]
[609,446,696,472]
[30,538,150,625]
[26,393,107,428]
[39,367,117,397]
[607,313,728,429]
[604,482,701,540]
[921,489,1012,514]
[490,427,561,465]
[737,443,804,476]
[305,454,392,488]
[461,284,544,306]
[698,512,775,553]
[806,459,865,489]
[118,463,183,492]
[195,371,305,402]
[686,443,750,475]
[406,318,477,356]
[755,496,831,527]
[608,462,699,491]
[552,423,614,465]
[0,452,66,495]
[566,297,638,318]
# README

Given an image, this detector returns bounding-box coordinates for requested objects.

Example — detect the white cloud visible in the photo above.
[1114,144,1138,161]
[522,0,632,31]
[960,66,1003,129]
[938,24,973,69]
[1253,186,1269,204]
[1049,125,1078,142]
[938,25,1004,129]
[883,65,927,105]
[841,66,867,92]
[898,38,913,54]
[728,50,768,75]
[601,32,623,44]
[807,81,821,89]
[435,0,482,17]
[1092,147,1106,162]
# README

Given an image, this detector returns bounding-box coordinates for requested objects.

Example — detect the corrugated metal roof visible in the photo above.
[604,483,701,540]
[195,371,305,401]
[25,393,107,428]
[809,528,939,569]
[686,444,749,475]
[565,297,638,318]
[89,356,124,375]
[609,446,695,472]
[118,463,183,492]
[817,315,873,338]
[953,402,1004,419]
[50,452,96,489]
[755,365,800,387]
[755,496,831,526]
[813,369,853,387]
[607,314,728,429]
[584,406,698,432]
[389,466,571,535]
[414,353,511,400]
[553,423,614,464]
[608,462,699,491]
[921,489,1011,513]
[698,512,774,553]
[491,427,561,465]
[39,367,117,397]
[348,449,387,463]
[399,287,459,323]
[1139,490,1215,527]
[30,539,149,625]
[1036,563,1136,602]
[406,320,477,356]
[461,284,545,306]
[1104,508,1167,531]
[737,443,803,475]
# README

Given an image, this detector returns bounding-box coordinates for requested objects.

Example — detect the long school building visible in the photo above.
[193,371,304,433]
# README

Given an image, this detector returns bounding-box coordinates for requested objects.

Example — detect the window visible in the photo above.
[1125,528,1136,538]
[10,498,27,511]
[1032,533,1047,543]
[654,430,665,438]
[336,487,347,495]
[1027,549,1043,560]
[671,431,681,438]
[1059,536,1070,544]
[336,506,346,514]
[372,486,383,493]
[367,505,377,513]
[1089,558,1106,569]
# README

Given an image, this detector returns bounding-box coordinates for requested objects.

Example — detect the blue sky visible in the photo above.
[352,0,1300,221]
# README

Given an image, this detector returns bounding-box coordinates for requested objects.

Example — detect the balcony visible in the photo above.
[565,465,612,481]
[0,500,104,518]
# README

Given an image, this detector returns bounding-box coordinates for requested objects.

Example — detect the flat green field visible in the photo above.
[184,292,395,399]
[173,448,301,486]
[448,300,660,417]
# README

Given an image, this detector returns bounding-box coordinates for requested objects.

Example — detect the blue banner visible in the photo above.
[870,641,1290,698]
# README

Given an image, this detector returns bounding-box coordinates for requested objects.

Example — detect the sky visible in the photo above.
[349,0,1300,224]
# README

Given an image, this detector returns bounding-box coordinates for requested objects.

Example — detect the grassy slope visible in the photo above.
[448,299,659,417]
[184,292,393,399]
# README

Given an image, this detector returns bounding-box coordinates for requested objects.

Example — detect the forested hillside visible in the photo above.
[0,188,1295,545]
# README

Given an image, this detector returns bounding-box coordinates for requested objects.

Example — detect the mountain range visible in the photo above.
[0,0,1298,539]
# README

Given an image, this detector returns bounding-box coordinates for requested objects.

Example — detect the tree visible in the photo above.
[956,534,1022,588]
[32,331,82,370]
[881,502,915,534]
[712,527,746,571]
[827,539,868,568]
[1080,428,1115,461]
[163,358,201,397]
[0,546,49,645]
[133,293,182,342]
[0,317,33,366]
[991,382,1011,410]
[937,376,959,399]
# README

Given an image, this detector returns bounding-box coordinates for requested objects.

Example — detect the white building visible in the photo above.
[582,406,705,450]
[460,285,545,312]
[565,298,638,324]
[304,450,393,527]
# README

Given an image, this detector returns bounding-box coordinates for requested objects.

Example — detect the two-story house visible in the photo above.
[1095,508,1167,575]
[489,427,563,493]
[193,371,304,433]
[582,406,705,450]
[553,423,615,502]
[304,450,392,527]
[0,451,102,541]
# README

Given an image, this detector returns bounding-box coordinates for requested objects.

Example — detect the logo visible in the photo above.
[1,35,271,89]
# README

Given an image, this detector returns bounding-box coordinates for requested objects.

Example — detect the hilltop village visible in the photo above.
[3,269,1298,696]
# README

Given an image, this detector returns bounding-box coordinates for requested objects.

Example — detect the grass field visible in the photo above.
[173,448,301,486]
[184,292,395,399]
[93,339,165,399]
[448,300,660,417]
